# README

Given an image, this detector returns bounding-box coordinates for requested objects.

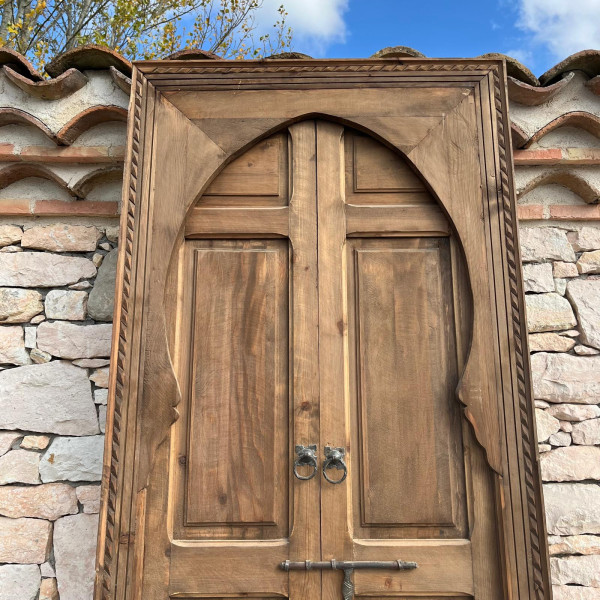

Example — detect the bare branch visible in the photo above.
[0,0,292,70]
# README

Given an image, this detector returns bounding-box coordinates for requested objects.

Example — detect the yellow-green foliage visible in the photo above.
[0,0,292,71]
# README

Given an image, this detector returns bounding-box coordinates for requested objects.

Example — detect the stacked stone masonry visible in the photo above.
[0,45,598,598]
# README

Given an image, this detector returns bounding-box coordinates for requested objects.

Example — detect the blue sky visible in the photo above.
[255,0,600,77]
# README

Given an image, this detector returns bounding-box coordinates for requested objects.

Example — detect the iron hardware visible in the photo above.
[293,444,318,480]
[281,558,417,600]
[323,446,347,484]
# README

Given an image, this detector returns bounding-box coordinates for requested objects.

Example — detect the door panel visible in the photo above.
[345,131,435,205]
[183,240,289,535]
[347,238,467,537]
[201,132,289,206]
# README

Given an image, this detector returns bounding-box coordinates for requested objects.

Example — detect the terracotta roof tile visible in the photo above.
[0,108,58,143]
[540,49,600,85]
[0,163,75,195]
[2,66,88,100]
[0,48,41,80]
[45,44,132,78]
[507,72,574,106]
[71,165,123,197]
[511,122,529,149]
[165,49,220,60]
[477,52,538,86]
[265,52,313,59]
[56,106,128,145]
[523,111,600,149]
[109,66,131,95]
[587,75,600,96]
[518,168,600,204]
[371,46,426,59]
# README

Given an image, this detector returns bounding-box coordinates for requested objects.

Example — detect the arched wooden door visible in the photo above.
[166,120,502,599]
[95,60,551,600]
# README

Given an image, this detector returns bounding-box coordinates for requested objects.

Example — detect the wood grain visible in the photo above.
[185,242,288,530]
[96,60,550,600]
[348,239,466,534]
[201,133,288,206]
[345,204,449,236]
[185,207,289,237]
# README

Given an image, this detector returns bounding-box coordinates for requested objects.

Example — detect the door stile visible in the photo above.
[287,121,323,600]
[315,121,354,599]
[450,238,506,600]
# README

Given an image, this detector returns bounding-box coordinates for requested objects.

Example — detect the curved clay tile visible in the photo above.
[71,165,123,197]
[587,75,600,95]
[507,72,574,106]
[0,163,74,195]
[519,169,600,204]
[510,122,529,149]
[165,48,221,60]
[3,66,88,100]
[265,52,313,59]
[0,108,57,143]
[477,53,538,86]
[0,48,41,80]
[56,105,128,145]
[540,49,600,85]
[524,111,600,148]
[371,46,426,59]
[45,44,132,79]
[109,66,131,95]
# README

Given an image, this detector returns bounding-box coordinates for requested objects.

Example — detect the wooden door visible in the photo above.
[316,122,502,599]
[96,59,551,600]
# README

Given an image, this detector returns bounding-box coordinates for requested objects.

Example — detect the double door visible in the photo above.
[165,120,503,599]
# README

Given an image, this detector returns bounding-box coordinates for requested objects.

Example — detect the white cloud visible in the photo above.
[504,47,534,65]
[256,0,349,56]
[516,0,600,59]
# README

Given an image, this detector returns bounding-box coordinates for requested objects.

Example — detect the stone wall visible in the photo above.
[0,49,127,600]
[0,46,597,599]
[510,54,600,599]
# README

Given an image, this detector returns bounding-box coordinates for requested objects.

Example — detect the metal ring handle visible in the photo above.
[323,446,347,484]
[294,444,318,480]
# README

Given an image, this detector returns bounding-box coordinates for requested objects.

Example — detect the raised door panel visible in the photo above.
[348,238,467,538]
[347,237,467,539]
[175,239,289,540]
[200,133,288,206]
[345,132,436,205]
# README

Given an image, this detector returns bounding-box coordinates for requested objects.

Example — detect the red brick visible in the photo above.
[517,205,545,220]
[0,143,16,157]
[513,149,562,165]
[20,146,125,163]
[549,205,600,220]
[0,198,31,214]
[33,200,120,217]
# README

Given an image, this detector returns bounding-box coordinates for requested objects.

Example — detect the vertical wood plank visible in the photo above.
[287,121,322,599]
[316,120,353,598]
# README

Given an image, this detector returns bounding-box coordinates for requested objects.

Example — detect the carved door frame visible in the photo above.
[95,59,551,600]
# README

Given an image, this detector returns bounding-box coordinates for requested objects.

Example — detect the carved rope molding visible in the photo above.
[143,61,496,76]
[492,69,547,599]
[98,73,143,600]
